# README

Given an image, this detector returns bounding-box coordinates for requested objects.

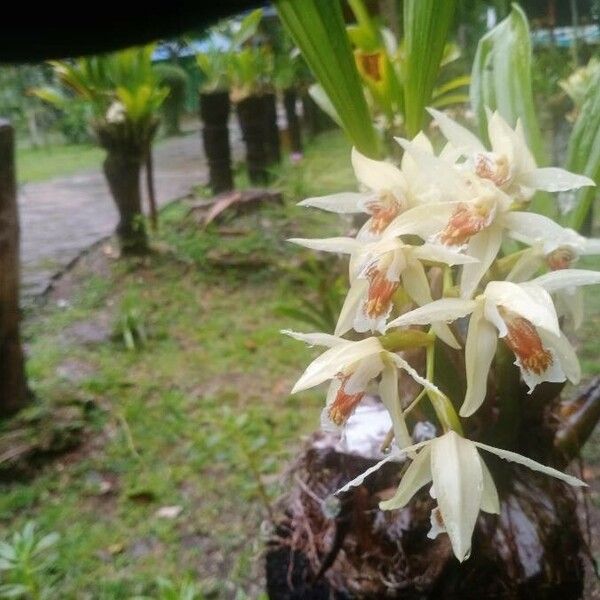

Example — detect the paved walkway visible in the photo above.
[18,125,242,301]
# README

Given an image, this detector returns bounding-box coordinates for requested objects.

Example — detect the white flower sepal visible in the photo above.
[427,107,594,200]
[336,430,585,562]
[298,140,442,241]
[283,331,441,445]
[384,275,600,415]
[288,236,476,339]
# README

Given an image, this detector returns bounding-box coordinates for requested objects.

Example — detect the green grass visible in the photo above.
[0,130,353,598]
[16,144,105,184]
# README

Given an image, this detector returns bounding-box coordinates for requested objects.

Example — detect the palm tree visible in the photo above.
[35,46,167,254]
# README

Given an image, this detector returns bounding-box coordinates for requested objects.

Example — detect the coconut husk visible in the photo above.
[266,401,587,599]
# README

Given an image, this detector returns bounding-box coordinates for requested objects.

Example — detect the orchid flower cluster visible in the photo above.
[284,108,600,562]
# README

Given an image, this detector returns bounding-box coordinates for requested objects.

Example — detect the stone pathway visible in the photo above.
[18,124,242,302]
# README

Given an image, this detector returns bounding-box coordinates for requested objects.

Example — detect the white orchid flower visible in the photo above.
[297,138,446,241]
[427,107,594,201]
[336,430,585,562]
[385,165,583,298]
[105,100,127,124]
[283,330,440,443]
[288,236,475,338]
[506,223,600,280]
[386,272,600,415]
[504,226,600,329]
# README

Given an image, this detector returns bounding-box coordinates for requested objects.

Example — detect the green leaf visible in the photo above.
[403,0,457,137]
[276,0,380,158]
[566,69,600,232]
[470,3,551,215]
[470,4,544,161]
[308,84,342,128]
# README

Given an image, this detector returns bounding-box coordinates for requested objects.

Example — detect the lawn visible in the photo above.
[16,144,105,184]
[0,130,353,599]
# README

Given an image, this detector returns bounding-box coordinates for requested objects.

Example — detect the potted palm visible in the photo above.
[197,48,234,194]
[35,46,167,255]
[229,45,273,185]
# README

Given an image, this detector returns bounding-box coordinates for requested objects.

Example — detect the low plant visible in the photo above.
[0,522,60,599]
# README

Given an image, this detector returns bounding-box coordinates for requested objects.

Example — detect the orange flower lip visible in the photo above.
[439,201,493,246]
[364,193,403,235]
[363,264,399,319]
[357,51,383,82]
[328,373,365,425]
[546,246,576,271]
[474,152,510,186]
[501,310,552,375]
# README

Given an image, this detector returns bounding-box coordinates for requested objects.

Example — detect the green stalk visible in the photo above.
[425,339,463,435]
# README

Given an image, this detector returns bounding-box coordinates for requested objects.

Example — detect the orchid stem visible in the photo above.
[425,335,463,435]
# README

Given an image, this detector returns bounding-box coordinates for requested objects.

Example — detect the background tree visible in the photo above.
[34,46,167,254]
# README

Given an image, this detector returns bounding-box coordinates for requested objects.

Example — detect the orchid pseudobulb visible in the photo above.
[284,109,596,562]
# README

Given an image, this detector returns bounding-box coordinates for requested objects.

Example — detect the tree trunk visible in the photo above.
[199,91,234,195]
[283,88,303,155]
[103,148,148,255]
[236,95,269,185]
[0,120,28,416]
[263,92,281,166]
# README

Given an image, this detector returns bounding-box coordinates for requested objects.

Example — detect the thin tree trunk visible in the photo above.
[283,88,303,154]
[0,120,28,416]
[145,145,158,231]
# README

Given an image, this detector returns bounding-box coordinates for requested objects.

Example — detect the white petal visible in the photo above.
[395,137,473,202]
[487,111,516,167]
[379,363,412,449]
[427,107,485,155]
[461,304,498,417]
[474,441,587,487]
[344,354,384,394]
[335,280,368,336]
[514,118,537,173]
[503,211,569,248]
[351,147,406,192]
[379,445,432,510]
[518,168,595,192]
[485,281,560,336]
[582,237,600,255]
[401,262,460,349]
[386,298,477,330]
[384,202,458,240]
[538,329,581,385]
[431,432,483,562]
[335,439,433,495]
[288,236,361,254]
[554,287,584,330]
[298,192,365,213]
[529,269,600,293]
[291,337,382,392]
[480,457,500,514]
[321,381,342,433]
[506,248,544,282]
[335,454,398,494]
[460,226,504,299]
[282,330,346,348]
[412,243,478,265]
